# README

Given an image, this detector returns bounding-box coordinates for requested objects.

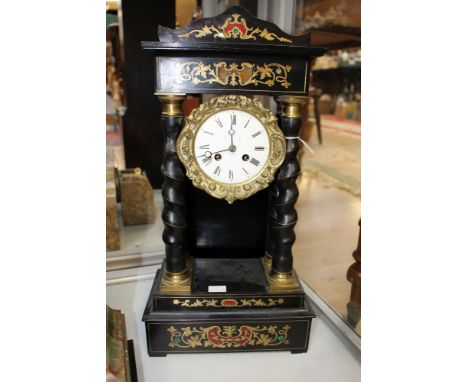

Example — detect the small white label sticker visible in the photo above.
[208,285,226,293]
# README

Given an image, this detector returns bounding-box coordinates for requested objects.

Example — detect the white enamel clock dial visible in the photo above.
[193,109,270,185]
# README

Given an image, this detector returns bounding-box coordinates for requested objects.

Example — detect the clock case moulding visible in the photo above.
[141,5,326,356]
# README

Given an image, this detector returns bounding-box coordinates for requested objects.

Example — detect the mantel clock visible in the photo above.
[142,6,326,356]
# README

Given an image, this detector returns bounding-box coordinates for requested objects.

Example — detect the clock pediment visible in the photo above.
[158,5,307,46]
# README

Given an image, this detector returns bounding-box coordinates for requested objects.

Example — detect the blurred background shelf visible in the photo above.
[308,26,360,50]
[313,66,360,72]
[296,0,361,50]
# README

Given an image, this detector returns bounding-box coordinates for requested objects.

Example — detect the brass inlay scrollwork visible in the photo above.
[172,297,284,308]
[175,61,292,89]
[177,13,292,43]
[167,324,291,349]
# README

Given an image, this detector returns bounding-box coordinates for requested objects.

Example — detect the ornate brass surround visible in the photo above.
[176,95,286,204]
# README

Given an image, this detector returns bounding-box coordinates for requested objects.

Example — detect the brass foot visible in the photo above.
[266,270,301,290]
[160,267,191,293]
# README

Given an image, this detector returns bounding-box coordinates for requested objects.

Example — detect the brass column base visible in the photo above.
[160,266,191,293]
[266,270,301,291]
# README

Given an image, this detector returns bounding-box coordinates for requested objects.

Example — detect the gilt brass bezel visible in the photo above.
[176,95,286,203]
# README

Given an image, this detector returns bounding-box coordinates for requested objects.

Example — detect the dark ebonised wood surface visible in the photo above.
[154,55,310,95]
[192,258,268,293]
[187,187,269,258]
[157,5,309,46]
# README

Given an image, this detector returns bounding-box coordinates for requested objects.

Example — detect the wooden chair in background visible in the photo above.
[310,87,323,145]
[346,219,361,328]
[300,87,323,147]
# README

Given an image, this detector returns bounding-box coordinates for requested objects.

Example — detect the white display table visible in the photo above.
[107,265,360,382]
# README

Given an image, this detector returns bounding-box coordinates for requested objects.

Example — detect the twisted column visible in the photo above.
[158,94,190,290]
[268,96,309,289]
[264,100,283,270]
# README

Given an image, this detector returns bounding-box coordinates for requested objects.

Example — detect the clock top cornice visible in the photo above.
[142,5,326,59]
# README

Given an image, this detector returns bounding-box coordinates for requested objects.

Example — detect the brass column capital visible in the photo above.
[275,95,310,119]
[157,93,186,116]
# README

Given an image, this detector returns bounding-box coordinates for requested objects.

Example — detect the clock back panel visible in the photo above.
[187,186,269,258]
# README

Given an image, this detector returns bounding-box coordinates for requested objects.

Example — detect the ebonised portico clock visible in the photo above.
[142,6,325,356]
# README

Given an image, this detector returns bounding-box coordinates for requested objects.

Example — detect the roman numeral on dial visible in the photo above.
[254,146,265,151]
[202,157,212,165]
[250,158,260,166]
[215,118,223,127]
[252,131,262,138]
[231,114,236,125]
[199,144,210,149]
[229,169,233,180]
[214,166,221,176]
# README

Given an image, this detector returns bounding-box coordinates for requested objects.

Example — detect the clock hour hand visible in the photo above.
[212,147,232,154]
[197,147,231,158]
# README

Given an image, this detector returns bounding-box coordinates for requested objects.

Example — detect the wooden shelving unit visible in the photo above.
[305,25,361,50]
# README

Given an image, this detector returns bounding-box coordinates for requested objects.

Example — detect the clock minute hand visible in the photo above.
[229,119,235,146]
